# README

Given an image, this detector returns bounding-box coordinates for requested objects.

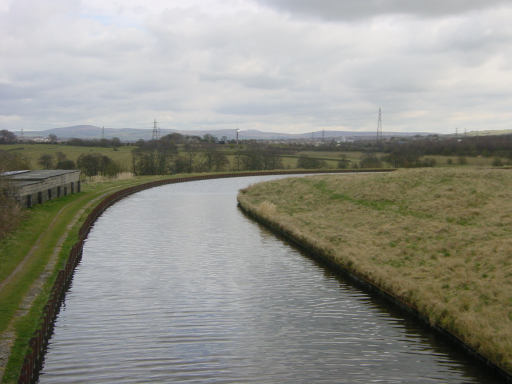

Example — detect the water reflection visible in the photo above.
[39,176,501,383]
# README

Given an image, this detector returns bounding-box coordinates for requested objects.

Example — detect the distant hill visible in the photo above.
[18,125,433,142]
[463,129,512,137]
[21,125,157,141]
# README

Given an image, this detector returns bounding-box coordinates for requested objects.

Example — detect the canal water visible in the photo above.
[38,175,501,383]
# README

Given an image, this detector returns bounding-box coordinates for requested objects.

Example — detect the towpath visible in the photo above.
[0,186,120,382]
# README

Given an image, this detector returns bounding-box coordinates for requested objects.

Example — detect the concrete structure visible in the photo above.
[1,170,81,208]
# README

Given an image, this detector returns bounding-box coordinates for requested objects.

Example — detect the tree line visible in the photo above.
[66,137,122,148]
[39,152,122,177]
[132,134,278,175]
[307,134,512,166]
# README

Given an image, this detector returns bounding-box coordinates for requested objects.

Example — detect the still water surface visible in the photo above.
[39,175,501,383]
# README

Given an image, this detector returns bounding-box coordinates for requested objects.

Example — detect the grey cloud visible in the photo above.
[0,83,43,101]
[2,0,512,133]
[200,72,291,90]
[216,101,307,116]
[255,0,509,20]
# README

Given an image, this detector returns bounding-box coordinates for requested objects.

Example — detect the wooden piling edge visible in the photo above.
[237,199,512,383]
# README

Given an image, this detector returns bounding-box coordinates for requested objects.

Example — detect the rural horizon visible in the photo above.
[2,0,512,382]
[12,119,512,141]
[12,123,437,141]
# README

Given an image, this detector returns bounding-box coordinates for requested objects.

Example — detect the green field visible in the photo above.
[422,154,497,167]
[1,143,504,174]
[1,144,134,171]
[238,168,512,376]
[1,144,348,172]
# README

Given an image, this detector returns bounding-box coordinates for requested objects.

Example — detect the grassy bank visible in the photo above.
[237,168,512,376]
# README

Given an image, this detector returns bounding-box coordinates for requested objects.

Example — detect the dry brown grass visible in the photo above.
[86,171,134,183]
[238,168,512,374]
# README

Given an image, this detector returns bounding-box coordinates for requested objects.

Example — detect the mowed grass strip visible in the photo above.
[237,168,512,375]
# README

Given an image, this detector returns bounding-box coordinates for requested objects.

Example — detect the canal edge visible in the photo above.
[236,197,512,383]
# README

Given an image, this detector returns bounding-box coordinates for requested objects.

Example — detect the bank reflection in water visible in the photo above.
[39,176,501,383]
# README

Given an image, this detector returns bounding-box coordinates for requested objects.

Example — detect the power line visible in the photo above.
[377,107,383,142]
[152,119,160,140]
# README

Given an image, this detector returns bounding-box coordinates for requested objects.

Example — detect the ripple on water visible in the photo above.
[39,176,502,383]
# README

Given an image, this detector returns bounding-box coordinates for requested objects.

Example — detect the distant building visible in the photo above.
[1,170,81,208]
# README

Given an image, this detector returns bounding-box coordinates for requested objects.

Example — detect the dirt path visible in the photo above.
[0,191,111,382]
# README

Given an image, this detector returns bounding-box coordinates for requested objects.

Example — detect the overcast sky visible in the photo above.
[1,0,512,134]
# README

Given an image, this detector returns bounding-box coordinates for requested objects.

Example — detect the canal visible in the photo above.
[38,175,501,383]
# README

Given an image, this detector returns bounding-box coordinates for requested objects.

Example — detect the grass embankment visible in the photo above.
[0,174,175,383]
[238,168,512,376]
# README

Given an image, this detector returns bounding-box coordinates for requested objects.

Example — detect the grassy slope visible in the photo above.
[0,175,172,383]
[237,168,512,374]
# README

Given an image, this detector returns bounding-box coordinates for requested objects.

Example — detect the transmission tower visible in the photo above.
[152,119,160,141]
[377,107,383,142]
